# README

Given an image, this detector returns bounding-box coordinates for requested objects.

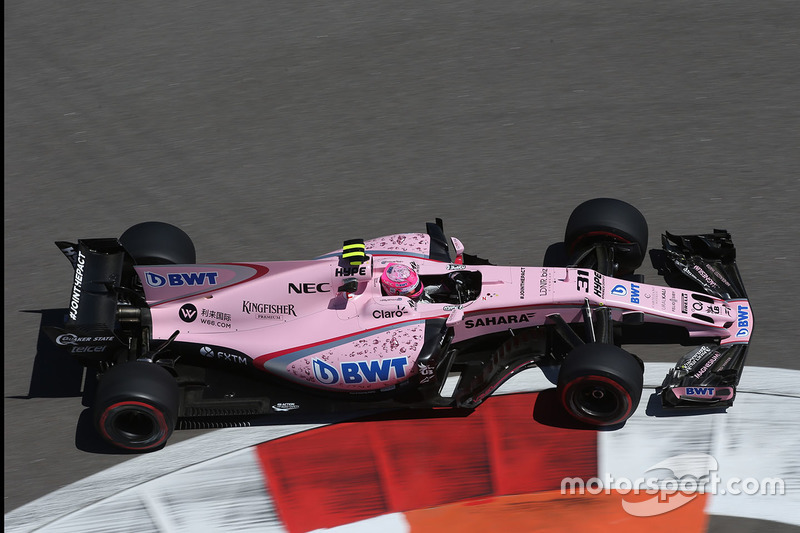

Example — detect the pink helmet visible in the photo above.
[380,263,423,298]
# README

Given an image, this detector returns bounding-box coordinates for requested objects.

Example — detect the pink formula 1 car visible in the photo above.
[47,198,753,451]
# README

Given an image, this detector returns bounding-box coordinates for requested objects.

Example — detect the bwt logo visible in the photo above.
[312,357,408,385]
[630,283,641,304]
[145,271,219,288]
[685,387,715,396]
[611,285,628,297]
[736,305,750,337]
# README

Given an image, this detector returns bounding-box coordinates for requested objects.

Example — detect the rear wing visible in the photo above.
[47,239,128,352]
[656,231,752,409]
[56,239,126,328]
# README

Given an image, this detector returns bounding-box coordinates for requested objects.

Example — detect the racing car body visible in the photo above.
[46,199,753,451]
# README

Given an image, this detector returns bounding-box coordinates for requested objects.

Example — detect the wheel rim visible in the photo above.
[575,382,622,417]
[563,375,633,425]
[99,401,169,450]
[115,409,158,441]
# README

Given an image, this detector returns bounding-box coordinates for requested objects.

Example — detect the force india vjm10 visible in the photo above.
[46,198,753,451]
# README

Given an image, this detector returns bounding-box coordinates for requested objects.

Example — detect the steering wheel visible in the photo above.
[449,273,467,304]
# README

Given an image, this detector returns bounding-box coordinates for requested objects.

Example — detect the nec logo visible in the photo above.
[288,282,331,294]
[145,271,219,288]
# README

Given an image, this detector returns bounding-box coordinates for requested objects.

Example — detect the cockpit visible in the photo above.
[404,271,482,305]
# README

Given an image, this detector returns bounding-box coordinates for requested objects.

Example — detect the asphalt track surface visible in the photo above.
[4,1,800,530]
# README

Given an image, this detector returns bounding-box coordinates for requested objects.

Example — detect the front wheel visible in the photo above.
[557,343,644,427]
[564,198,648,276]
[94,361,179,451]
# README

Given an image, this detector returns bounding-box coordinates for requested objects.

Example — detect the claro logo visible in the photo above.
[372,306,407,319]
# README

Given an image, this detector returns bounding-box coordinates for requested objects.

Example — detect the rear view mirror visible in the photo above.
[446,308,464,326]
[337,278,359,294]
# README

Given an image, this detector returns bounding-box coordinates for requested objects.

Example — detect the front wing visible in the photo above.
[656,230,752,409]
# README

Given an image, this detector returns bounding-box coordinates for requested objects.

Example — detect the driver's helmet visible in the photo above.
[380,262,423,299]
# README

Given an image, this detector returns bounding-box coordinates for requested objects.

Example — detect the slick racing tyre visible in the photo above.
[557,343,644,427]
[94,361,179,451]
[565,198,648,276]
[120,221,196,265]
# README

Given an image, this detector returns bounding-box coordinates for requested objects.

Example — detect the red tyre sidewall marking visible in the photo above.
[569,231,632,253]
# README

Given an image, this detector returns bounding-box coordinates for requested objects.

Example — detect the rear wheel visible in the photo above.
[94,361,179,451]
[120,221,195,265]
[565,198,648,276]
[557,343,644,427]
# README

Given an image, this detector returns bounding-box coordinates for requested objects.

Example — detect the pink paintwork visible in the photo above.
[135,232,753,392]
[670,386,735,402]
